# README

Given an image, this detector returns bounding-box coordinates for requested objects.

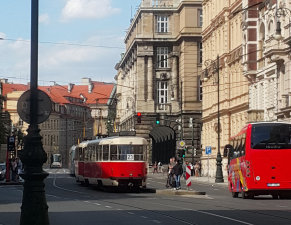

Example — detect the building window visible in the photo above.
[156,15,168,33]
[157,47,168,68]
[198,9,203,27]
[198,77,203,101]
[157,81,168,104]
[199,42,202,64]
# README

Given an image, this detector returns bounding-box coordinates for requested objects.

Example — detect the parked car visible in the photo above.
[0,163,6,181]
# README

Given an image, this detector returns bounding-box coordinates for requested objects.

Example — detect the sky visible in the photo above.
[0,0,141,86]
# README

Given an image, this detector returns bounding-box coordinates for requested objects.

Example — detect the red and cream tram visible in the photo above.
[74,136,148,188]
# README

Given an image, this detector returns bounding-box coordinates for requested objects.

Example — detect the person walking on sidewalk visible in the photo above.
[173,160,182,190]
[152,161,158,174]
[194,162,200,179]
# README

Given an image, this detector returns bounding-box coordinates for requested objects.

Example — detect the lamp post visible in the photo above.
[274,2,291,41]
[19,1,50,224]
[203,55,224,183]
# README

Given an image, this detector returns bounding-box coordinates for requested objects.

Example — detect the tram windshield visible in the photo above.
[251,124,291,149]
[53,154,62,162]
[110,145,145,161]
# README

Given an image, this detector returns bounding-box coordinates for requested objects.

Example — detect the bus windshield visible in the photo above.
[251,124,291,149]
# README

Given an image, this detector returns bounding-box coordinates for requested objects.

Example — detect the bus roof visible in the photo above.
[77,136,147,148]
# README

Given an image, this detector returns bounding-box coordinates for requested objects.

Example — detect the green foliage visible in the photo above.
[0,119,7,145]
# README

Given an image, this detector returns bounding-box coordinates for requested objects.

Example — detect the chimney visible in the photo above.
[81,78,91,85]
[0,78,8,84]
[88,83,94,94]
[68,83,74,93]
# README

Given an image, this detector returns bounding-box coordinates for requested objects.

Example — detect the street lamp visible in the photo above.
[203,55,224,183]
[274,2,291,41]
[19,1,50,224]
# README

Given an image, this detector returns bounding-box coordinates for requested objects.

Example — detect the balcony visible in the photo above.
[247,109,264,123]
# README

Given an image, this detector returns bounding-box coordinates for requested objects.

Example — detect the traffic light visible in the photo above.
[182,149,186,157]
[156,113,160,125]
[178,149,186,158]
[137,112,141,123]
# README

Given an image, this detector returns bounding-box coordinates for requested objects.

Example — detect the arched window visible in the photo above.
[268,20,274,37]
[259,23,265,60]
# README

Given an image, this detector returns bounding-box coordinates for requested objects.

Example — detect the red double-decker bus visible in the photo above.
[227,122,291,199]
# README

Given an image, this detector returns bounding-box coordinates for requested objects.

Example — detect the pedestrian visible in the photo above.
[190,162,194,176]
[194,162,200,179]
[182,161,187,180]
[10,158,17,182]
[198,161,202,177]
[158,161,162,173]
[152,161,158,174]
[15,158,20,182]
[173,160,183,190]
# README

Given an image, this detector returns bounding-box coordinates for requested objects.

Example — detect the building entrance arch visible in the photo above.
[149,126,176,164]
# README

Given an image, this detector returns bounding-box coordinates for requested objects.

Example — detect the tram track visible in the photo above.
[51,169,257,225]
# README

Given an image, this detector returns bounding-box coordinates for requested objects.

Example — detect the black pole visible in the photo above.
[19,0,50,224]
[180,81,183,140]
[215,55,224,183]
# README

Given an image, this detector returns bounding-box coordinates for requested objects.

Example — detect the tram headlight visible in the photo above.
[256,176,260,181]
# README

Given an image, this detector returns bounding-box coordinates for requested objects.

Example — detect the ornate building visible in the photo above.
[115,0,203,163]
[201,0,249,177]
[244,0,291,123]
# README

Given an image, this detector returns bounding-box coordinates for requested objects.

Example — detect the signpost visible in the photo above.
[205,146,212,182]
[186,165,191,190]
[17,89,52,124]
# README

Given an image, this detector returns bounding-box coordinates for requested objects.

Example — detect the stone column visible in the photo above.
[148,56,153,101]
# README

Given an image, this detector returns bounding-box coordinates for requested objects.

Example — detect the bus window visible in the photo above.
[110,145,118,161]
[97,145,101,161]
[103,145,109,161]
[251,124,291,149]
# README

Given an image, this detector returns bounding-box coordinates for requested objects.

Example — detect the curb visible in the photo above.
[0,181,24,186]
[156,189,206,196]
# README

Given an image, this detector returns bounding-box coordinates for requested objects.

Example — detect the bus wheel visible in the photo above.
[272,194,279,199]
[241,190,247,199]
[247,192,254,199]
[232,191,238,198]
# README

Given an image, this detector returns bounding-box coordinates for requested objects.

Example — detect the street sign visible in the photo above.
[17,89,52,125]
[205,146,212,155]
[179,140,185,147]
[7,136,15,152]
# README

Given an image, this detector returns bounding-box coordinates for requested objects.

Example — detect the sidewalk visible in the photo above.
[0,179,24,186]
[190,176,228,186]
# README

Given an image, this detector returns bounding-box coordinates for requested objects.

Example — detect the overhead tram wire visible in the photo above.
[0,38,125,49]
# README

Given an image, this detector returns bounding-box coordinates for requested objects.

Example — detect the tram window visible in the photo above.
[90,146,96,161]
[78,148,83,161]
[84,147,89,161]
[133,145,143,161]
[110,145,118,161]
[97,145,101,161]
[103,145,109,161]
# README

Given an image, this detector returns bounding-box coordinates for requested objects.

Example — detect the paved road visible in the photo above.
[1,168,291,225]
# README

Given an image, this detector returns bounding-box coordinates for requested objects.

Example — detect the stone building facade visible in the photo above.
[201,0,249,177]
[244,0,291,123]
[115,0,203,164]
